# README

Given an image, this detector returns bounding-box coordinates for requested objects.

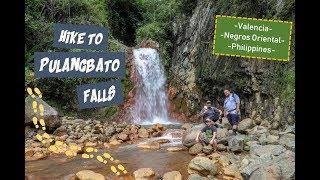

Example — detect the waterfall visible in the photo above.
[132,48,170,125]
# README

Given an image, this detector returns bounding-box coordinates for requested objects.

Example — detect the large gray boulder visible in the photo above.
[279,133,295,150]
[249,164,282,180]
[220,117,231,129]
[279,124,295,135]
[216,128,228,145]
[228,135,245,152]
[182,124,205,147]
[202,145,213,155]
[25,96,60,130]
[258,134,268,145]
[266,134,279,145]
[188,156,217,176]
[238,118,254,133]
[241,155,273,179]
[241,150,295,179]
[189,143,203,155]
[247,126,268,136]
[250,144,286,157]
[274,150,295,179]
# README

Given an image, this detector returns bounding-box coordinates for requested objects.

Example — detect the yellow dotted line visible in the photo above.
[26,87,129,176]
[214,53,289,62]
[213,15,293,62]
[212,14,219,55]
[287,23,293,61]
[215,14,293,24]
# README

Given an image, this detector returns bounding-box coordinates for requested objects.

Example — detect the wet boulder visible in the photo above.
[189,143,203,155]
[188,156,217,176]
[237,118,254,133]
[228,135,244,153]
[182,124,205,147]
[25,96,60,130]
[163,171,182,180]
[76,170,105,180]
[133,168,155,180]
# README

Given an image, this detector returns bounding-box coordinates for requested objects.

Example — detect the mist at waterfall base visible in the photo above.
[132,48,178,125]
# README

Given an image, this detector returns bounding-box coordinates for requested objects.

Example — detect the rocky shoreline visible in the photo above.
[25,117,295,180]
[25,96,295,179]
[181,118,295,180]
[25,116,167,161]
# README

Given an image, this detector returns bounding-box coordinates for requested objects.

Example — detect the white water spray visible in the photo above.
[132,48,170,125]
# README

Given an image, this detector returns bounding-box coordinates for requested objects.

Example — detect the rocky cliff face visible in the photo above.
[168,0,295,127]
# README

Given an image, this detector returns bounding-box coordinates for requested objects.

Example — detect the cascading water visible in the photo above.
[132,48,170,125]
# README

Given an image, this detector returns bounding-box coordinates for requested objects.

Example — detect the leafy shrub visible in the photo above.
[25,0,131,120]
[106,0,143,46]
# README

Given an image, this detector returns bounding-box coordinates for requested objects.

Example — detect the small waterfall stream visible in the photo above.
[25,48,193,180]
[132,48,170,125]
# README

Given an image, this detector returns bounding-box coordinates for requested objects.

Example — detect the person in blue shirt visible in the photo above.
[223,88,240,134]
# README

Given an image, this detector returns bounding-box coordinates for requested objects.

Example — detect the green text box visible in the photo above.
[213,15,293,61]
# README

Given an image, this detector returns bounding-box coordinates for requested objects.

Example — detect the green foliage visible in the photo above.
[138,0,181,23]
[280,67,295,103]
[136,22,165,43]
[106,0,143,46]
[25,66,35,89]
[25,0,132,120]
[136,22,173,72]
[215,0,277,19]
[109,39,127,52]
[135,0,186,72]
[95,106,119,121]
[178,0,198,15]
[25,0,295,120]
[25,0,109,56]
[267,61,295,105]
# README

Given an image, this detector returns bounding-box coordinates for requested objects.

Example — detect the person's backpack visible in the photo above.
[231,93,241,116]
[231,93,239,104]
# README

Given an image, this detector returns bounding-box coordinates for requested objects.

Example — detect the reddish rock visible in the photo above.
[53,126,68,136]
[138,128,149,138]
[152,123,164,131]
[138,141,160,150]
[118,133,129,141]
[139,39,159,50]
[152,131,163,137]
[168,86,177,101]
[129,133,139,140]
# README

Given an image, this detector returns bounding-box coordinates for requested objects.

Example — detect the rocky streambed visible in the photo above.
[25,114,295,180]
[25,117,193,179]
[181,118,295,180]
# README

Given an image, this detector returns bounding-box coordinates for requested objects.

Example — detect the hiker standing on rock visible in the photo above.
[199,100,222,125]
[223,88,240,134]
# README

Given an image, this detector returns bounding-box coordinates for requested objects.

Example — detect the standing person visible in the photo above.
[199,100,223,125]
[223,88,240,134]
